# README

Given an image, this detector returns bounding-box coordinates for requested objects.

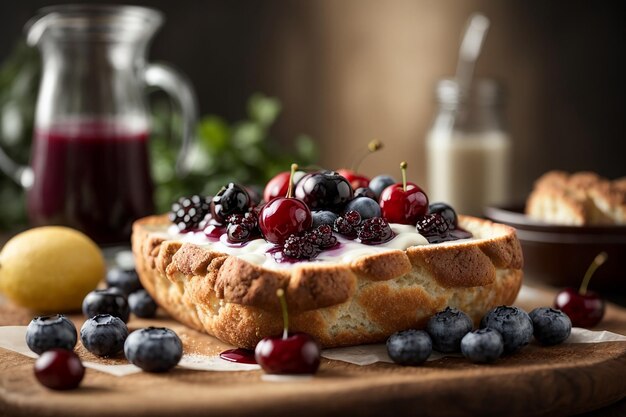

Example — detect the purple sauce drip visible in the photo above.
[220,348,257,364]
[424,227,473,244]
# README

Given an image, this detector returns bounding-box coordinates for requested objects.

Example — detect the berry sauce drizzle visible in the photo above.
[219,348,257,364]
[424,227,472,244]
[267,247,302,264]
[204,224,226,242]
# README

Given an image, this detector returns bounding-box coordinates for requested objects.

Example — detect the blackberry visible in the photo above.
[227,213,244,225]
[344,210,362,226]
[241,212,259,230]
[169,195,211,232]
[304,225,337,249]
[283,235,320,259]
[226,212,259,243]
[333,210,362,237]
[227,211,258,229]
[358,217,394,243]
[416,213,450,237]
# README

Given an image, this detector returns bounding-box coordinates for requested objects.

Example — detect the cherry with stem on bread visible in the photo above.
[379,161,429,225]
[555,252,607,328]
[337,139,383,189]
[254,289,321,375]
[258,164,312,244]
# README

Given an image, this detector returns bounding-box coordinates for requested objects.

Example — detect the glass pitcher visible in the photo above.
[0,5,197,245]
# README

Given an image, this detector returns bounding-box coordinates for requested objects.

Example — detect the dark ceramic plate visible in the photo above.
[485,205,626,293]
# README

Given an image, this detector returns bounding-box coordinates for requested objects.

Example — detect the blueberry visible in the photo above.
[124,327,183,372]
[311,210,339,229]
[128,290,158,318]
[106,267,142,295]
[425,307,473,352]
[344,197,382,220]
[82,289,130,323]
[428,202,458,228]
[386,330,432,365]
[354,187,377,200]
[461,328,504,363]
[480,306,533,354]
[25,315,77,355]
[80,314,129,357]
[369,175,396,199]
[295,172,354,211]
[529,307,572,346]
[106,286,126,297]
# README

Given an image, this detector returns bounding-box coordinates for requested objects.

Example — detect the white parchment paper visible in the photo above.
[1,325,624,375]
[0,326,259,376]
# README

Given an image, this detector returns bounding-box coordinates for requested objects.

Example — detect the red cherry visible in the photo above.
[259,164,312,244]
[264,172,291,203]
[379,162,428,225]
[554,252,608,328]
[34,349,85,390]
[555,288,605,328]
[259,198,312,244]
[337,169,370,190]
[255,332,321,374]
[264,171,306,203]
[254,289,321,374]
[379,182,428,224]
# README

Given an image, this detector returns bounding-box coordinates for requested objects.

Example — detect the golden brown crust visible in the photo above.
[132,215,524,349]
[351,250,412,281]
[526,170,626,225]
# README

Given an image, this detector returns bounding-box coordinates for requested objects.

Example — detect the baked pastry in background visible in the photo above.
[526,171,626,225]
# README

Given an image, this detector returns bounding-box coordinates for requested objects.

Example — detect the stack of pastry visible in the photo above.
[526,171,626,226]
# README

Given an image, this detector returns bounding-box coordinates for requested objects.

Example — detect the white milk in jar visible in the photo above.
[425,79,512,217]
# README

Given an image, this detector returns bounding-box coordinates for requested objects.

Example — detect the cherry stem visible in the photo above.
[400,161,408,192]
[286,163,298,198]
[351,140,382,172]
[579,252,608,295]
[276,288,289,340]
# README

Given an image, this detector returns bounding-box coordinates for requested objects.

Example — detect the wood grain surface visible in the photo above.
[1,286,625,417]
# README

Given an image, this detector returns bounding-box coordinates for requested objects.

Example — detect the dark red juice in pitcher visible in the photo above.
[27,120,155,244]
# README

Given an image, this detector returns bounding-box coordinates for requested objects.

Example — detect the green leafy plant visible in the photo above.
[150,93,317,212]
[0,42,39,230]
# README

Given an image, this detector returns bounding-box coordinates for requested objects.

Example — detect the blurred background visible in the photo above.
[0,0,623,231]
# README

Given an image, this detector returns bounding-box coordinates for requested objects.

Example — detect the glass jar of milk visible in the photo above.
[426,78,512,217]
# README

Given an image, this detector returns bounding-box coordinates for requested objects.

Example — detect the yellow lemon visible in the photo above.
[0,226,105,312]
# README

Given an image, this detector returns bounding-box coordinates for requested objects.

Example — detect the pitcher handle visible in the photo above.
[144,62,198,176]
[0,146,33,188]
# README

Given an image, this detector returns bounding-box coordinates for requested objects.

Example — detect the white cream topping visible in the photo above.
[159,223,429,270]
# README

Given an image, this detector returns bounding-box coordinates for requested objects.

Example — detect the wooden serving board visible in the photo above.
[1,288,625,417]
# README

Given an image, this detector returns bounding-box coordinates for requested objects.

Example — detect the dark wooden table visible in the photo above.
[1,283,625,417]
